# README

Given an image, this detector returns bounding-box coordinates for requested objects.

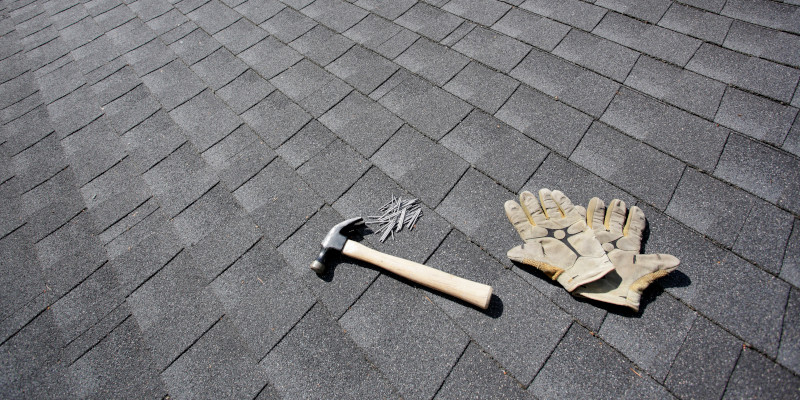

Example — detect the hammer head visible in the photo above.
[310,217,365,274]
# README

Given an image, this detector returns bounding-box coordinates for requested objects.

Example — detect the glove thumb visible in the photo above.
[507,244,564,280]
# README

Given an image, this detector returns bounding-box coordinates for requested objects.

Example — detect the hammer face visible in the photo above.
[313,217,364,274]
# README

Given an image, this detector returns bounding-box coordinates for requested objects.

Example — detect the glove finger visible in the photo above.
[587,197,606,230]
[552,190,580,220]
[505,200,536,240]
[624,206,646,243]
[605,199,627,234]
[520,191,547,225]
[634,253,680,272]
[538,188,562,219]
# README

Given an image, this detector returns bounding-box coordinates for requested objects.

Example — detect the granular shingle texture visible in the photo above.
[2,0,800,397]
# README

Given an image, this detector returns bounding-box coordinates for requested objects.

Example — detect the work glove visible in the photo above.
[504,189,614,292]
[573,198,680,311]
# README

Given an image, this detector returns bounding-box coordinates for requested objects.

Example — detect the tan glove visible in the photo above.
[504,189,614,292]
[573,198,680,311]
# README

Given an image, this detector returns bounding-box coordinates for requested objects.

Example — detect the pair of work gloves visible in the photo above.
[505,189,679,312]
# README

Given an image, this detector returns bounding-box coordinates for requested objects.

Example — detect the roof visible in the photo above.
[1,0,799,398]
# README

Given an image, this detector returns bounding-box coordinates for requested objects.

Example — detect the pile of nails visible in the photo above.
[365,196,423,242]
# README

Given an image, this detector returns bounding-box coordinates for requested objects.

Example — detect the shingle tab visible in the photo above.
[492,7,570,52]
[378,75,472,140]
[781,219,800,288]
[233,0,284,24]
[496,85,593,156]
[511,49,619,118]
[142,142,218,218]
[724,20,800,68]
[339,274,469,400]
[725,349,800,399]
[553,29,638,82]
[326,46,398,95]
[715,88,798,146]
[320,91,402,156]
[216,69,275,114]
[520,0,606,31]
[191,47,247,90]
[714,134,800,214]
[442,0,511,26]
[141,60,205,111]
[270,58,334,103]
[213,18,267,54]
[733,199,794,274]
[453,27,530,74]
[595,0,671,23]
[395,37,468,86]
[395,2,464,41]
[435,343,531,400]
[298,139,370,203]
[241,90,311,148]
[600,88,729,171]
[289,25,354,66]
[779,288,800,375]
[239,37,302,79]
[261,7,316,43]
[301,0,368,33]
[169,89,242,152]
[570,121,684,210]
[722,0,800,35]
[624,55,726,119]
[186,0,239,34]
[658,3,732,45]
[444,61,519,115]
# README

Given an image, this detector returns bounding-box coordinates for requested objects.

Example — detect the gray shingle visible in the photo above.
[210,240,315,359]
[276,120,336,168]
[90,65,138,107]
[241,90,311,148]
[129,0,172,22]
[721,0,800,35]
[233,0,284,24]
[320,91,402,156]
[658,3,732,45]
[715,88,798,146]
[442,0,511,26]
[325,46,398,94]
[108,216,181,291]
[453,27,530,74]
[68,317,167,398]
[298,76,352,118]
[60,117,127,186]
[379,75,472,140]
[553,29,638,82]
[781,219,800,288]
[216,69,275,114]
[436,168,519,265]
[495,85,593,156]
[778,288,800,375]
[395,2,464,41]
[529,324,642,399]
[624,55,726,119]
[60,17,104,50]
[714,134,800,214]
[213,18,267,54]
[121,110,186,173]
[339,274,469,400]
[724,20,800,68]
[664,317,742,400]
[510,49,619,118]
[232,158,323,246]
[103,85,161,135]
[270,58,335,103]
[141,60,205,111]
[435,342,531,400]
[371,125,467,206]
[733,199,795,274]
[168,28,222,66]
[644,205,791,357]
[426,231,572,385]
[354,0,415,20]
[261,7,316,42]
[0,230,43,321]
[298,139,370,203]
[50,264,123,343]
[160,21,200,46]
[441,110,547,192]
[289,25,354,66]
[440,21,476,47]
[686,43,800,103]
[492,7,570,52]
[785,117,800,157]
[106,18,156,55]
[170,182,249,247]
[2,105,55,156]
[262,304,399,399]
[239,37,302,79]
[666,167,755,247]
[46,86,103,139]
[123,39,176,76]
[169,89,242,152]
[95,3,135,31]
[142,142,219,218]
[162,318,268,398]
[595,0,671,23]
[127,250,224,370]
[395,37,469,86]
[186,0,239,34]
[174,0,211,14]
[570,121,685,210]
[600,88,729,171]
[724,349,800,399]
[599,294,697,381]
[191,47,247,90]
[146,8,189,35]
[520,0,606,31]
[444,61,519,115]
[594,12,701,68]
[301,0,368,33]
[342,14,405,55]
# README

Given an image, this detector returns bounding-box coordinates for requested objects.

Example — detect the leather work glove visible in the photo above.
[504,189,614,292]
[573,198,680,311]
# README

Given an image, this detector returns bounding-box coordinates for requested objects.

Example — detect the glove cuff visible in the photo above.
[556,258,614,292]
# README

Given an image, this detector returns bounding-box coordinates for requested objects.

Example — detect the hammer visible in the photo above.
[311,217,493,309]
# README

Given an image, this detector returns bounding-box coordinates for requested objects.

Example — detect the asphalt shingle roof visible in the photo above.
[1,0,799,398]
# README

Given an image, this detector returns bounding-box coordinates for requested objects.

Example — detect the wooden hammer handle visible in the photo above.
[342,240,493,309]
